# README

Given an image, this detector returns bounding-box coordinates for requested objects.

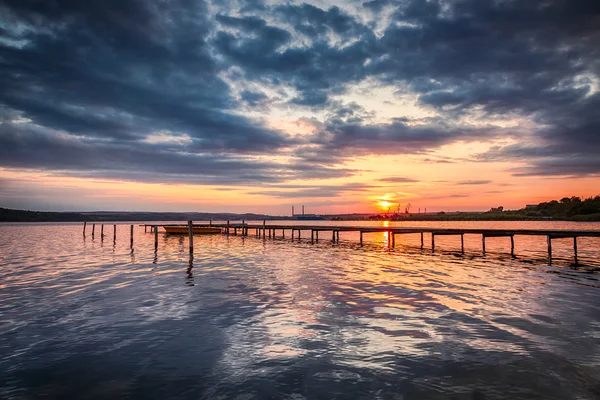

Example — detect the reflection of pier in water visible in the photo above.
[83,221,600,266]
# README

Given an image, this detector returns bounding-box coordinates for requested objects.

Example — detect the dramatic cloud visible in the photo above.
[0,0,598,201]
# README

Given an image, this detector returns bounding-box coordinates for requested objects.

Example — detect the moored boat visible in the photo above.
[163,226,222,234]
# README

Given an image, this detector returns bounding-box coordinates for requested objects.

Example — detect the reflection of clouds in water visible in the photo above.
[2,224,600,398]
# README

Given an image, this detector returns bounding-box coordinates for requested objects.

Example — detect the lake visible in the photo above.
[1,221,600,399]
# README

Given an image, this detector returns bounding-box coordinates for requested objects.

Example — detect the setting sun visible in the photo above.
[378,201,393,210]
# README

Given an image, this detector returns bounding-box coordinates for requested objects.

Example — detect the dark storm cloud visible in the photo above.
[0,0,599,183]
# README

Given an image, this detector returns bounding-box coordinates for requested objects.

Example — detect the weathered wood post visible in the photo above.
[130,224,134,247]
[282,229,285,238]
[83,221,87,237]
[420,232,424,248]
[113,224,116,242]
[101,224,104,238]
[574,237,578,264]
[291,229,294,240]
[336,231,339,242]
[311,230,314,243]
[263,220,266,239]
[482,235,486,254]
[144,225,147,233]
[242,220,245,236]
[315,230,319,242]
[92,223,95,238]
[431,233,435,251]
[209,220,212,226]
[391,232,395,248]
[332,230,335,242]
[461,234,464,253]
[360,231,363,246]
[154,225,158,249]
[227,220,230,235]
[510,235,515,256]
[188,221,194,254]
[298,230,301,240]
[547,236,552,260]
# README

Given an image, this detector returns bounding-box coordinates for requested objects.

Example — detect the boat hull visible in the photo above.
[163,226,222,234]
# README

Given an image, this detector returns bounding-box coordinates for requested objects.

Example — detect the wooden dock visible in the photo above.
[135,221,600,264]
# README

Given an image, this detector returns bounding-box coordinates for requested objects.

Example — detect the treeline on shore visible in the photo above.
[2,195,599,222]
[383,195,600,221]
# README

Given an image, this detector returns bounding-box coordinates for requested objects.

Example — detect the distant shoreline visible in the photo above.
[2,207,599,222]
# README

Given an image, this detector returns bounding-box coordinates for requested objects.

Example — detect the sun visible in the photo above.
[378,201,393,210]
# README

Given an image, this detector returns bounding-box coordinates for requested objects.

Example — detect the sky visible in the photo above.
[0,0,599,214]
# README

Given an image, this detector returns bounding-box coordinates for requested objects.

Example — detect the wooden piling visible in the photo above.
[391,232,395,248]
[263,220,266,239]
[209,220,212,226]
[188,221,194,254]
[154,225,158,248]
[510,235,514,256]
[101,224,104,238]
[130,224,133,247]
[92,223,95,238]
[574,237,578,264]
[482,235,486,254]
[311,230,314,243]
[431,233,435,250]
[298,230,301,240]
[316,230,319,242]
[227,220,230,235]
[242,220,245,236]
[113,224,116,241]
[332,230,335,242]
[360,231,363,246]
[461,234,464,253]
[420,232,423,248]
[83,221,87,236]
[547,236,552,259]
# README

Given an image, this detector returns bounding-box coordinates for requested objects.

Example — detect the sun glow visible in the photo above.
[378,200,393,210]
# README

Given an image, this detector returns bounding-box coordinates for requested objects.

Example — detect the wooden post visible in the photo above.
[145,225,147,233]
[431,233,435,251]
[311,230,314,243]
[391,232,395,248]
[269,228,272,238]
[282,229,285,238]
[227,220,230,235]
[332,230,335,242]
[154,225,158,249]
[242,220,245,236]
[83,221,87,236]
[510,235,515,256]
[263,220,266,239]
[92,223,95,238]
[291,229,295,240]
[234,227,237,235]
[420,232,423,248]
[547,236,552,260]
[574,237,578,264]
[298,230,301,240]
[113,224,116,241]
[482,235,486,254]
[315,230,319,242]
[336,231,339,242]
[188,221,194,254]
[130,224,133,247]
[461,234,464,253]
[360,231,363,246]
[101,224,104,238]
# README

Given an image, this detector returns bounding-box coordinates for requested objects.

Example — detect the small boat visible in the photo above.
[163,226,222,234]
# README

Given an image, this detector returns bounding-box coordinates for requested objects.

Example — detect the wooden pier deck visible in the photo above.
[136,221,600,264]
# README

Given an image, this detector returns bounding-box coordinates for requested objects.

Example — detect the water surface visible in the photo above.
[1,222,600,399]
